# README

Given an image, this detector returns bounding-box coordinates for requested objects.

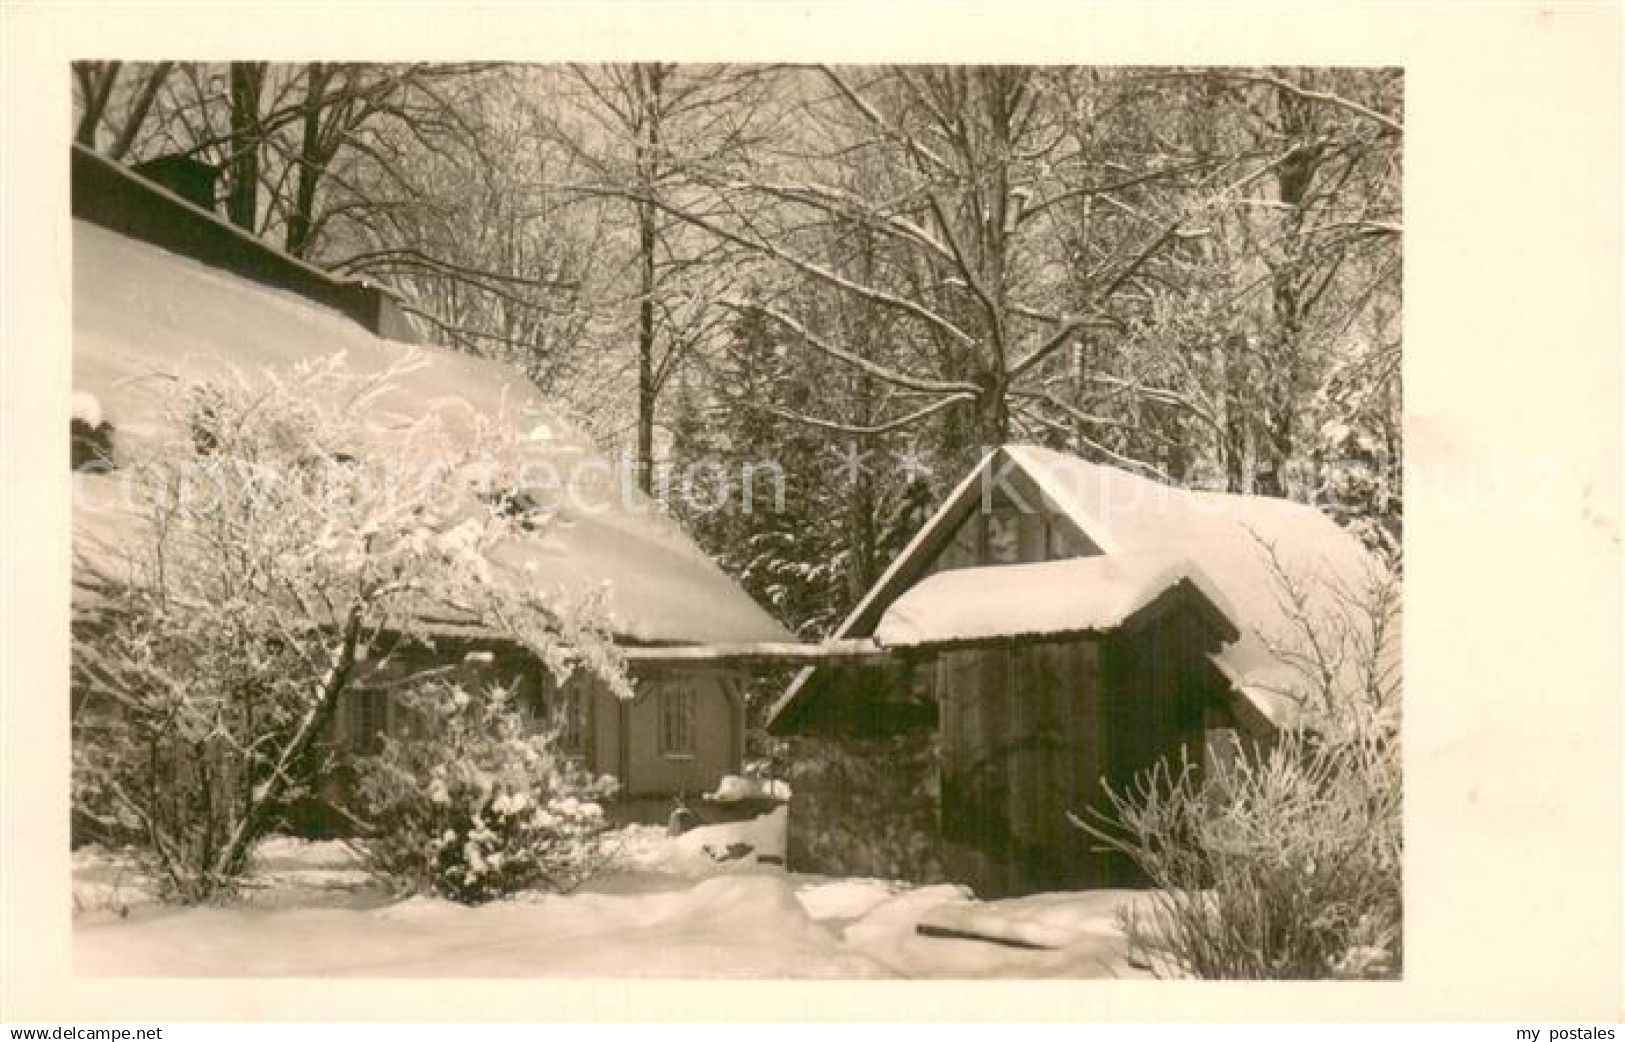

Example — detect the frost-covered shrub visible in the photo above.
[1086,730,1400,979]
[354,680,618,903]
[1079,546,1402,980]
[71,355,629,902]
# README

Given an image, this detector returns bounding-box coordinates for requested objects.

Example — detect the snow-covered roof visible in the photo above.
[872,550,1236,649]
[71,218,792,647]
[1007,445,1387,724]
[770,444,1391,730]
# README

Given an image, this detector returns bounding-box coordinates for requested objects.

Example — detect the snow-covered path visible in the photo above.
[73,834,1151,979]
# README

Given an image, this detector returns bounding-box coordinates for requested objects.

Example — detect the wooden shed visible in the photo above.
[769,445,1382,897]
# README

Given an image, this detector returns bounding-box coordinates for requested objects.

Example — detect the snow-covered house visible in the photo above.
[766,445,1390,896]
[69,144,795,827]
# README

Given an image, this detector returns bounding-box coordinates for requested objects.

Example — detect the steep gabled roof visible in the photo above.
[71,208,792,647]
[768,445,1389,730]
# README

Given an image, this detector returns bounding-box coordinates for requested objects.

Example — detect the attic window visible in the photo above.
[985,508,1049,564]
[986,511,1022,564]
[347,687,392,755]
[1045,517,1086,560]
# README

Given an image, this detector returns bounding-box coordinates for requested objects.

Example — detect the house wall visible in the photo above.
[617,667,743,803]
[306,638,745,833]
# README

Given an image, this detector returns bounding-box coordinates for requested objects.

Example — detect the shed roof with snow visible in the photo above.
[70,148,792,649]
[769,444,1391,731]
[871,549,1238,650]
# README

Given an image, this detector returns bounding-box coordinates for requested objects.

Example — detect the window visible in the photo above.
[552,685,589,757]
[348,687,390,754]
[1045,515,1085,560]
[658,685,696,758]
[985,511,1023,564]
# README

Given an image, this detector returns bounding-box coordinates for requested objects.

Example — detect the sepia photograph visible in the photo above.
[61,61,1407,982]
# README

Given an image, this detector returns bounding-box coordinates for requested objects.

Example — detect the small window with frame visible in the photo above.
[551,684,589,758]
[658,684,696,759]
[1045,514,1085,560]
[985,510,1022,564]
[348,687,391,755]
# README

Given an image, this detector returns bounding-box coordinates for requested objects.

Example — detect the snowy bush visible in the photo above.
[1086,729,1400,979]
[353,679,618,903]
[1078,544,1401,979]
[70,355,629,902]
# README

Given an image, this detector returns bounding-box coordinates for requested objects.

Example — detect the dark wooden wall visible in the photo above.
[1101,609,1221,795]
[932,600,1230,897]
[937,638,1115,897]
[1096,607,1229,886]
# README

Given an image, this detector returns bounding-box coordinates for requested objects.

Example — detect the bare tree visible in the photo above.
[546,63,778,490]
[604,66,1297,466]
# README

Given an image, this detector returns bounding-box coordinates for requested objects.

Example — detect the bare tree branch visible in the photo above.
[733,300,981,396]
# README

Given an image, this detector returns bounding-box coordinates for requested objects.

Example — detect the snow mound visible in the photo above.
[591,808,790,891]
[250,837,365,871]
[914,890,1145,950]
[704,774,792,802]
[74,838,1147,978]
[77,873,889,978]
[676,805,788,865]
[791,876,910,924]
[244,837,375,899]
[839,886,1153,980]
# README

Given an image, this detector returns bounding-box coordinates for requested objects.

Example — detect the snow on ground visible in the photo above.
[246,836,377,900]
[77,875,885,978]
[72,845,163,917]
[704,774,792,802]
[74,837,386,917]
[73,824,1151,979]
[591,806,788,891]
